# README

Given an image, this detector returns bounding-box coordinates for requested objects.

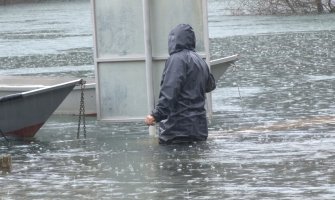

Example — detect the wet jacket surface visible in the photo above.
[151,24,216,144]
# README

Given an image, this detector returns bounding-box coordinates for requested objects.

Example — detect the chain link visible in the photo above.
[77,80,86,139]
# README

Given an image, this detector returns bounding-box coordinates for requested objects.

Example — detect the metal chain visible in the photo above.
[77,80,86,139]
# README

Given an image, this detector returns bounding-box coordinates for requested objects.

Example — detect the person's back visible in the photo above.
[145,24,216,144]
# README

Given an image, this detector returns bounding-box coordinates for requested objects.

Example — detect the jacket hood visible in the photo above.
[168,24,196,55]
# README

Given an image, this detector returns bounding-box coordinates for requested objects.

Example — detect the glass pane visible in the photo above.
[94,0,145,58]
[98,62,148,119]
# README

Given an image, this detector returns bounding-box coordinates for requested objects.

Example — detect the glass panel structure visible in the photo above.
[91,0,209,121]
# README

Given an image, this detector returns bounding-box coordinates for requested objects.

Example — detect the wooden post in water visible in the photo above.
[1,154,12,173]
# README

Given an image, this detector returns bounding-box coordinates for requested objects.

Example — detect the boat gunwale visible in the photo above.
[21,79,82,97]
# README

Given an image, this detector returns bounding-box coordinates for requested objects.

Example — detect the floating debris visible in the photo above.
[1,154,12,173]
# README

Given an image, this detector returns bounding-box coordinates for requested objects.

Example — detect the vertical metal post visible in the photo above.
[90,0,101,120]
[202,0,213,120]
[143,0,156,136]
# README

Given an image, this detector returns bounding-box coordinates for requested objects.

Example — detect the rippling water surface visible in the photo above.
[1,1,335,199]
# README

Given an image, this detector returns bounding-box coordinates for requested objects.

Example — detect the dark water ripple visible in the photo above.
[1,115,335,199]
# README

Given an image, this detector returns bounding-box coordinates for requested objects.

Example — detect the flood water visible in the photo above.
[1,1,335,199]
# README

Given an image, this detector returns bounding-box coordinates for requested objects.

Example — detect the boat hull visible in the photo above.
[4,123,44,138]
[0,79,81,138]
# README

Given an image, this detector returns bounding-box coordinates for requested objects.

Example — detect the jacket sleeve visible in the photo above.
[205,71,216,93]
[151,56,186,122]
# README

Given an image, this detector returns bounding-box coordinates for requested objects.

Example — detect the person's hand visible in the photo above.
[145,115,156,126]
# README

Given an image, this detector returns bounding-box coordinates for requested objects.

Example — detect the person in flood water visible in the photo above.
[145,24,216,144]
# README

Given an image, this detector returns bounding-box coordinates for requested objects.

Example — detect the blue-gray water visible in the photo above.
[1,1,335,199]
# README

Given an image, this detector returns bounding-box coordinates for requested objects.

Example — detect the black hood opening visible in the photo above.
[168,24,196,55]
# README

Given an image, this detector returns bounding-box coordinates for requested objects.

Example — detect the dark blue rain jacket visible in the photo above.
[151,24,216,144]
